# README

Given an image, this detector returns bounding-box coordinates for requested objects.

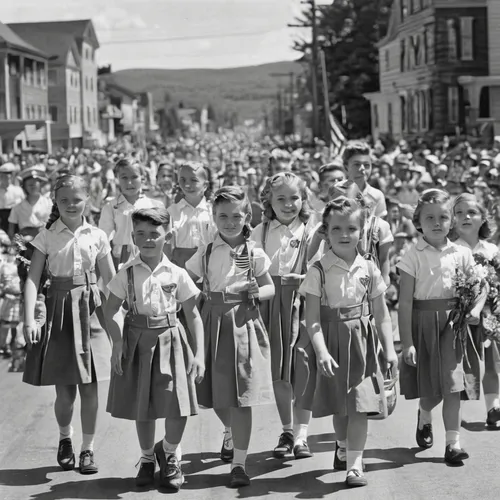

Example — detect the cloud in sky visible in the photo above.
[0,0,305,69]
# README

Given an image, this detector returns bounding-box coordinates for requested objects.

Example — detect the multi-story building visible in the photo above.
[0,21,49,153]
[365,0,489,141]
[9,20,100,148]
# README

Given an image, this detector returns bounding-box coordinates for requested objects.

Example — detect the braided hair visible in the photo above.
[46,175,89,229]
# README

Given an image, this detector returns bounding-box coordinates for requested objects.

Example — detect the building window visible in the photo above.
[90,77,93,91]
[26,106,31,119]
[31,105,35,119]
[401,0,408,20]
[384,50,389,71]
[428,88,434,129]
[40,64,46,87]
[448,86,459,123]
[420,90,427,130]
[87,106,91,126]
[447,19,458,61]
[50,105,58,122]
[373,104,379,128]
[48,69,57,85]
[400,95,407,132]
[38,105,42,119]
[85,76,88,90]
[400,39,406,71]
[388,102,393,135]
[93,107,97,124]
[479,87,490,118]
[412,34,421,67]
[24,61,33,85]
[460,17,474,61]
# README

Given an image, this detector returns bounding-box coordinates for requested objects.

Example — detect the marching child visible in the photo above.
[167,161,217,269]
[296,196,397,488]
[398,189,485,464]
[105,208,204,490]
[99,158,164,270]
[251,172,314,459]
[23,175,115,474]
[453,193,500,429]
[186,186,275,488]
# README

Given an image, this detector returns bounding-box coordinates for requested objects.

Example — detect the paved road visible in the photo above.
[1,326,500,500]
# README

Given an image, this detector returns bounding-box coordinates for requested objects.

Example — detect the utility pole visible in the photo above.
[288,0,320,139]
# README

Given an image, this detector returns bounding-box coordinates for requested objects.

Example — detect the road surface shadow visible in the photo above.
[26,477,137,500]
[0,466,60,487]
[364,447,445,471]
[307,433,336,455]
[461,420,488,432]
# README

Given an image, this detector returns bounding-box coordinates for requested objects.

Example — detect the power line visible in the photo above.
[100,29,279,45]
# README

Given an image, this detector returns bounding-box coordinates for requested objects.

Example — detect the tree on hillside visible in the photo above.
[294,0,392,138]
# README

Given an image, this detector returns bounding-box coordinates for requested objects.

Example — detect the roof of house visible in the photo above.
[377,0,401,48]
[8,25,79,65]
[8,19,99,49]
[0,21,48,58]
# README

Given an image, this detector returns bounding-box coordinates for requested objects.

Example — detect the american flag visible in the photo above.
[329,111,347,158]
[230,245,250,272]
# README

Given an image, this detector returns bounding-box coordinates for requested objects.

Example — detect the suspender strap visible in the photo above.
[126,267,139,314]
[202,243,214,295]
[291,223,309,275]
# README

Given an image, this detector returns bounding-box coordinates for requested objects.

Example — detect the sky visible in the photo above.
[0,0,331,70]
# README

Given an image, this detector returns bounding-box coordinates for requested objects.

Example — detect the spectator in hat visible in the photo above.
[8,167,51,240]
[0,163,25,233]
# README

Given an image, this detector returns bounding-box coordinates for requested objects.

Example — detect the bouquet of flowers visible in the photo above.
[473,253,500,343]
[448,263,487,361]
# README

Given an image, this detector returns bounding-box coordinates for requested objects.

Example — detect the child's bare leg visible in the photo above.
[0,324,9,350]
[55,385,77,436]
[346,412,368,473]
[214,408,234,457]
[333,415,348,461]
[483,363,500,421]
[230,407,252,471]
[78,382,98,452]
[419,396,442,428]
[163,416,187,460]
[273,380,293,433]
[136,420,156,452]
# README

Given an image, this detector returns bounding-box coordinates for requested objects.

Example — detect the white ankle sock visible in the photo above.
[223,428,234,450]
[418,405,432,429]
[163,439,182,461]
[337,439,347,461]
[445,431,460,450]
[485,394,500,412]
[141,447,155,464]
[81,434,94,452]
[231,448,247,471]
[59,424,73,441]
[346,450,363,472]
[293,424,308,445]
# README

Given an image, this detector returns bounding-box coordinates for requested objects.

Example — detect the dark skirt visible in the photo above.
[197,292,274,409]
[259,276,302,384]
[485,341,500,375]
[23,274,101,386]
[399,298,482,400]
[106,313,198,420]
[294,302,387,418]
[171,247,197,269]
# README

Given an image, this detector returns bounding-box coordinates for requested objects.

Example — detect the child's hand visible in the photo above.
[111,341,123,376]
[247,278,259,298]
[317,351,339,378]
[188,356,205,384]
[403,346,417,367]
[383,348,399,373]
[466,309,480,325]
[23,322,40,346]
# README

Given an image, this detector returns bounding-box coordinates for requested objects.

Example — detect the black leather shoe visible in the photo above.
[293,441,313,459]
[345,469,368,488]
[486,407,500,430]
[273,432,294,458]
[57,438,75,471]
[136,461,155,487]
[230,466,250,488]
[220,433,234,463]
[333,441,347,470]
[416,410,433,449]
[154,442,184,490]
[79,450,98,474]
[444,445,469,464]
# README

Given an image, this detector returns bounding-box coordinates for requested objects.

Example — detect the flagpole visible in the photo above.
[320,50,330,148]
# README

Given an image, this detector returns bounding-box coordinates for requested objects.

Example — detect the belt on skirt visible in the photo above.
[125,313,178,329]
[204,291,250,304]
[319,301,370,322]
[272,275,302,287]
[413,298,458,311]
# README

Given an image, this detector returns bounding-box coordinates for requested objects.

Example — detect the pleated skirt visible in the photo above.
[399,298,482,400]
[259,276,302,384]
[23,276,101,386]
[294,302,387,418]
[106,314,198,420]
[197,293,274,409]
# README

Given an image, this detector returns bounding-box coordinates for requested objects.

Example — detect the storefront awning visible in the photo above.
[0,120,46,139]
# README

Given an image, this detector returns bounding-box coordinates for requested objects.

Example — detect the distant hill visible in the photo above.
[110,60,304,122]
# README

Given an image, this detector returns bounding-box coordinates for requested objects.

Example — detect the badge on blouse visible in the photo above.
[359,276,371,289]
[290,239,300,248]
[162,283,177,294]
